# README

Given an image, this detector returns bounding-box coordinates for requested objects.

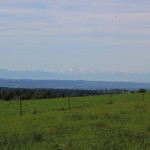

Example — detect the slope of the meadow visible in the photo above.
[0,93,150,150]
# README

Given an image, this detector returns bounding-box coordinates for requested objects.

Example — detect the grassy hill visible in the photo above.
[0,93,150,149]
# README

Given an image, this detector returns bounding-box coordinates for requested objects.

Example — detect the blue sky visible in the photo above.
[0,0,150,74]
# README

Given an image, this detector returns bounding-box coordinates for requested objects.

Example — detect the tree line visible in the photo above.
[0,87,130,101]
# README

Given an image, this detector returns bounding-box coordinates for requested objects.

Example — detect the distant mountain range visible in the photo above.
[0,69,150,90]
[0,78,150,90]
[0,68,150,82]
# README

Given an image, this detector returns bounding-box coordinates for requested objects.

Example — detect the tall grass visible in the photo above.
[0,93,150,149]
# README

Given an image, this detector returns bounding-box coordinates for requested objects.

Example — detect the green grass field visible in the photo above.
[0,93,150,150]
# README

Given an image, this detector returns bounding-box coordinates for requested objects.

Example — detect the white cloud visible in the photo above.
[0,1,149,38]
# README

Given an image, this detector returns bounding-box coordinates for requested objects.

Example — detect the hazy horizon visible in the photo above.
[0,68,150,83]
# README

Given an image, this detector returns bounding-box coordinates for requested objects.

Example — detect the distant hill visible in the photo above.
[0,78,150,90]
[0,68,150,82]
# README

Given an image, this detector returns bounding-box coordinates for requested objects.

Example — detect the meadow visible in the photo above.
[0,92,150,150]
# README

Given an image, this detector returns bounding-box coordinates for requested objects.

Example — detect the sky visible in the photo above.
[0,0,150,74]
